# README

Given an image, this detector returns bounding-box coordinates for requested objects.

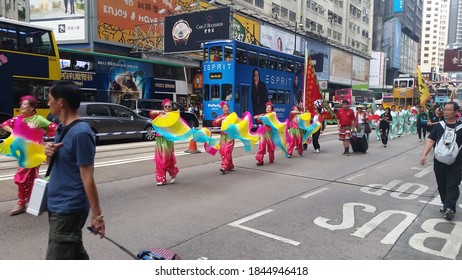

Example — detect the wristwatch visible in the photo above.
[172,19,192,46]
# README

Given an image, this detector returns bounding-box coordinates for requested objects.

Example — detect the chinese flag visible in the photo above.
[303,50,322,114]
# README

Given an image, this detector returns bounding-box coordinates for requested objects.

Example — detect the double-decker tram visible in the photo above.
[0,18,61,137]
[201,40,305,128]
[393,75,419,107]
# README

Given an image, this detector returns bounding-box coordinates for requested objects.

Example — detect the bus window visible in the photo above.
[236,48,246,64]
[248,50,258,66]
[211,85,220,101]
[211,46,222,62]
[222,84,232,101]
[269,56,277,70]
[259,53,268,68]
[224,46,233,61]
[203,84,210,101]
[203,47,209,62]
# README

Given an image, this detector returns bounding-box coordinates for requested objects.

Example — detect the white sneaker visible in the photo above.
[157,182,165,186]
[170,176,176,184]
[315,149,320,153]
[418,139,422,142]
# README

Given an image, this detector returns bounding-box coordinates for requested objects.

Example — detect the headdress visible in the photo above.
[219,101,228,107]
[20,95,37,105]
[265,102,273,107]
[162,98,172,106]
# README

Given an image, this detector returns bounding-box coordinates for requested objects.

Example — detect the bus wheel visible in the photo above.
[143,126,156,141]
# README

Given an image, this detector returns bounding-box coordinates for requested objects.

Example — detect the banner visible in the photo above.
[416,66,430,107]
[232,13,260,45]
[303,48,323,115]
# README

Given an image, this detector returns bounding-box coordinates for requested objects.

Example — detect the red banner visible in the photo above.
[303,53,322,114]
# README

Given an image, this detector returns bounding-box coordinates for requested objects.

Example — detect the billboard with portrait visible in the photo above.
[29,0,87,43]
[164,7,231,53]
[260,24,295,54]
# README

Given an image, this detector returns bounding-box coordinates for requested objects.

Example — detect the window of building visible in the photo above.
[255,0,264,8]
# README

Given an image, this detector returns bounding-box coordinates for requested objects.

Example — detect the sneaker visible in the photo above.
[384,145,386,148]
[170,176,176,184]
[444,209,455,221]
[156,182,165,186]
[315,149,320,153]
[418,139,422,142]
[344,151,350,156]
[440,207,445,213]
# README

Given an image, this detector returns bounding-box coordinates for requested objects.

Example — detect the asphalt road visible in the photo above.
[0,126,461,260]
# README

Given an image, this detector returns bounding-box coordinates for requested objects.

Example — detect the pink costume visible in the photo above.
[255,114,276,165]
[213,113,235,171]
[287,111,303,156]
[1,114,57,206]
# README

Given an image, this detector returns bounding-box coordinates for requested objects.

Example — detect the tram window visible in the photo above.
[235,87,240,103]
[203,84,210,101]
[211,47,222,62]
[268,89,277,103]
[259,53,268,68]
[224,46,233,61]
[248,50,258,66]
[277,58,286,71]
[236,48,246,64]
[222,84,232,101]
[203,48,209,62]
[269,56,277,70]
[211,85,220,101]
[287,60,295,72]
[409,80,414,87]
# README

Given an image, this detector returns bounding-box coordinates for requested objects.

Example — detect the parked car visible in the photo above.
[121,99,200,128]
[47,102,155,143]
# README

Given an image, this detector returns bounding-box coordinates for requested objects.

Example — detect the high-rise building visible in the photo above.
[447,0,462,45]
[0,0,24,20]
[420,0,449,76]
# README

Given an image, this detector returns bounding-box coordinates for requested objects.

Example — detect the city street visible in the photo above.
[0,126,461,260]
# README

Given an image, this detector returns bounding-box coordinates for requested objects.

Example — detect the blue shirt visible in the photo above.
[47,121,96,213]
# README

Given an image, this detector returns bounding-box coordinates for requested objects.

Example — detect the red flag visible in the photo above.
[303,52,322,115]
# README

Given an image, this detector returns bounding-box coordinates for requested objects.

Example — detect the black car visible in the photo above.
[47,102,155,143]
[121,99,200,128]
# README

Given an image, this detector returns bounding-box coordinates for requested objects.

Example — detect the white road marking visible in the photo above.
[376,164,389,169]
[300,187,329,199]
[412,165,433,178]
[345,173,365,181]
[228,209,301,246]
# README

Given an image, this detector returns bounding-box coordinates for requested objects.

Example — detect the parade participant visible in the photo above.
[355,105,367,133]
[417,106,429,142]
[389,105,398,139]
[149,99,179,186]
[45,80,105,259]
[400,105,411,135]
[0,95,57,216]
[396,106,405,137]
[287,105,303,157]
[364,106,373,141]
[420,102,462,221]
[374,104,385,140]
[212,101,235,174]
[254,102,276,165]
[427,107,444,133]
[311,107,324,153]
[379,107,393,148]
[336,100,355,156]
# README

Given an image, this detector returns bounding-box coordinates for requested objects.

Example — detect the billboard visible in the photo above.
[232,13,260,45]
[260,24,295,54]
[96,0,188,47]
[301,38,330,81]
[352,56,370,84]
[164,7,231,53]
[443,49,462,72]
[29,0,87,43]
[329,48,352,85]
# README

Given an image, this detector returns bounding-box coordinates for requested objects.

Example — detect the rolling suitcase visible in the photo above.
[350,132,368,153]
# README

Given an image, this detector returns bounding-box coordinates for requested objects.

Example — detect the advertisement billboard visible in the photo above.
[329,48,352,85]
[443,49,462,72]
[96,0,183,47]
[260,24,295,54]
[232,13,260,45]
[29,0,87,43]
[164,7,231,53]
[301,38,330,81]
[352,56,370,84]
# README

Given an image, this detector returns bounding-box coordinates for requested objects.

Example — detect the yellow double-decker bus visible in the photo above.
[392,76,420,108]
[0,18,61,138]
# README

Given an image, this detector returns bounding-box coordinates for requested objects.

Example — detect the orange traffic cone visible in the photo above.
[185,139,201,154]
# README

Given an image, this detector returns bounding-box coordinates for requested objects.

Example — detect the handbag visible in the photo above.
[27,120,82,216]
[364,122,372,134]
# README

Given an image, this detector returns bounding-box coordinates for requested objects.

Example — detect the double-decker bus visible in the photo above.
[333,88,375,106]
[201,40,305,127]
[0,18,61,137]
[393,76,419,107]
[58,48,188,106]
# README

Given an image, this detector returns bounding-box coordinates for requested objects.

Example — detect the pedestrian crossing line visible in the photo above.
[300,187,330,199]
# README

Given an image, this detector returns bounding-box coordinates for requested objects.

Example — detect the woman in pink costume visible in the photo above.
[212,101,235,174]
[149,99,179,186]
[0,96,57,215]
[254,102,276,166]
[287,105,303,157]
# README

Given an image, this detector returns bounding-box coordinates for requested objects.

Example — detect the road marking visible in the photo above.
[412,165,433,178]
[376,164,389,169]
[346,173,365,181]
[300,187,329,199]
[228,209,301,246]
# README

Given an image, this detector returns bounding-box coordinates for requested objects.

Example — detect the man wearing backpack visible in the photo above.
[420,102,462,221]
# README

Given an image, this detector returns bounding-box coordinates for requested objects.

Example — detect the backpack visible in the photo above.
[434,121,462,165]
